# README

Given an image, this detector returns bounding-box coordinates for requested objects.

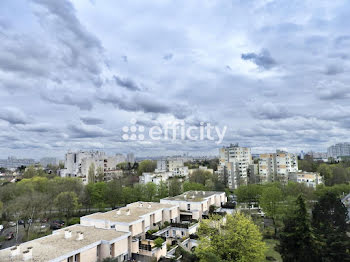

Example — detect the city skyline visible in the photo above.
[1,0,350,158]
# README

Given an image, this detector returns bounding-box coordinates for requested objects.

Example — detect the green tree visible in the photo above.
[157,181,168,199]
[105,179,123,208]
[312,192,350,261]
[54,191,80,225]
[279,195,318,262]
[154,237,165,248]
[183,181,206,192]
[88,163,95,183]
[96,166,104,182]
[122,187,136,205]
[169,178,182,196]
[137,160,156,176]
[235,184,262,208]
[90,182,107,209]
[195,213,266,262]
[144,182,157,202]
[23,165,37,179]
[317,164,333,186]
[189,170,213,185]
[260,184,283,236]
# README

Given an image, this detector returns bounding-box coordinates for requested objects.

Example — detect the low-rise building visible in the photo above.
[0,224,130,262]
[288,171,323,188]
[160,191,227,220]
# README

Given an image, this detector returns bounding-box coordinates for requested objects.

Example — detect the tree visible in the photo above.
[169,178,182,196]
[157,181,168,199]
[260,184,283,236]
[105,179,123,208]
[154,237,165,248]
[183,181,206,192]
[235,184,262,208]
[88,163,95,183]
[23,166,37,179]
[279,195,318,262]
[96,166,104,182]
[312,192,350,261]
[189,170,213,185]
[144,182,157,202]
[317,164,333,186]
[195,213,266,262]
[137,160,156,176]
[54,191,80,225]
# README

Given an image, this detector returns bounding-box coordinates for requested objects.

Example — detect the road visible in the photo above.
[0,224,25,249]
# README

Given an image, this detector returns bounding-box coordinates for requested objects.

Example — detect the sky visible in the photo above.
[1,0,350,159]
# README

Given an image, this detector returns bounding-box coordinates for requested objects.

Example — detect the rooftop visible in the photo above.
[0,225,129,262]
[162,191,224,202]
[82,202,178,224]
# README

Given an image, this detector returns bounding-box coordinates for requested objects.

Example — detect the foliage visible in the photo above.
[183,181,206,192]
[137,160,156,176]
[189,170,213,186]
[154,237,165,248]
[54,191,80,224]
[145,182,157,201]
[169,178,182,196]
[312,192,350,261]
[88,163,95,183]
[279,195,318,262]
[195,213,266,262]
[235,184,262,206]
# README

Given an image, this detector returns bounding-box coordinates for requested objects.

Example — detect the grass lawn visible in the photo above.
[264,239,282,262]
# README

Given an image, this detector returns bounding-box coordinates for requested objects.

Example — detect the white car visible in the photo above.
[8,221,16,227]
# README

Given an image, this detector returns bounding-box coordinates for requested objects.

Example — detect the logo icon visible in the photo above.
[122,119,145,141]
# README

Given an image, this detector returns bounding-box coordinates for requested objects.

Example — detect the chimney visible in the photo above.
[126,209,130,215]
[64,230,72,239]
[202,191,205,195]
[148,204,152,209]
[22,248,32,261]
[184,194,187,199]
[139,202,143,207]
[116,209,121,215]
[195,191,198,194]
[10,246,20,257]
[76,232,84,241]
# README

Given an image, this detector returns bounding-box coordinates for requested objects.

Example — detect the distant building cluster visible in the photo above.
[139,157,189,185]
[0,156,35,169]
[59,151,134,184]
[327,143,350,158]
[217,144,321,189]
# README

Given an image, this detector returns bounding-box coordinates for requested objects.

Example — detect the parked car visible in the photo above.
[6,232,14,240]
[18,220,25,225]
[50,220,64,230]
[8,221,16,227]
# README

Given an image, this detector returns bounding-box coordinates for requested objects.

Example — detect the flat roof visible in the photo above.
[0,225,129,262]
[162,191,224,202]
[82,202,178,224]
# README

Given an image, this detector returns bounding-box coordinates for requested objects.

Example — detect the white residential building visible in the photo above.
[258,150,298,183]
[155,158,189,178]
[60,151,126,184]
[327,143,350,158]
[218,144,252,189]
[288,171,323,188]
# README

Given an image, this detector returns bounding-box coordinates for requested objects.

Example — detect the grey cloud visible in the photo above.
[317,80,350,100]
[16,123,53,132]
[241,49,276,69]
[0,107,28,124]
[163,53,173,60]
[68,124,111,138]
[113,75,141,91]
[41,92,93,110]
[80,116,104,125]
[251,103,292,120]
[325,64,344,75]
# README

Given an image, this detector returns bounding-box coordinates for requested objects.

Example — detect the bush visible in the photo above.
[154,237,165,248]
[68,217,80,226]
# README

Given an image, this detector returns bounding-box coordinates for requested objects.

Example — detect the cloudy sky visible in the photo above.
[1,0,350,159]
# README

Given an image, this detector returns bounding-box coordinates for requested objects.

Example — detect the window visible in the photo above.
[187,204,190,211]
[173,230,176,236]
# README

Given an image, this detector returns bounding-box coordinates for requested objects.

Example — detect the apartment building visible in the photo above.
[258,150,298,183]
[60,151,126,184]
[139,171,173,185]
[160,191,227,220]
[327,143,350,158]
[0,225,130,262]
[155,158,189,178]
[218,144,252,189]
[81,202,180,261]
[288,171,323,188]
